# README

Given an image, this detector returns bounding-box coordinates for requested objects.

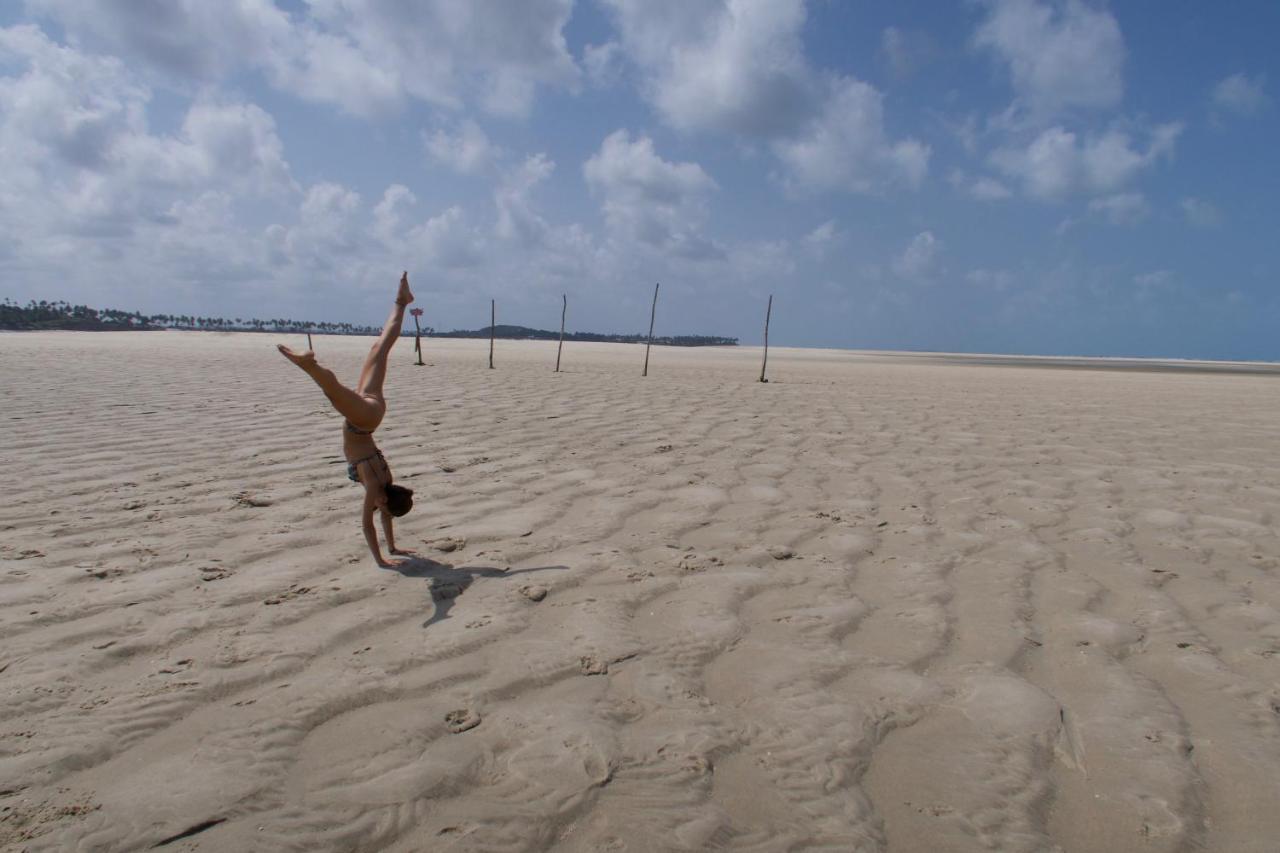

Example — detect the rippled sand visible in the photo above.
[3,331,1280,851]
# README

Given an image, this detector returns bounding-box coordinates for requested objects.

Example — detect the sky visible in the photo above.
[0,0,1276,359]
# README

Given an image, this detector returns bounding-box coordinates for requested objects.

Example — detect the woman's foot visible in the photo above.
[396,271,414,307]
[277,344,316,369]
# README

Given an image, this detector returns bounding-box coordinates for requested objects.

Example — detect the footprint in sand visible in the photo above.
[580,654,608,675]
[425,535,466,553]
[445,709,481,733]
[519,585,548,602]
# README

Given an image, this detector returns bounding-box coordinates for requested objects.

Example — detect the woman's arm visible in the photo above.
[362,484,394,566]
[380,507,398,553]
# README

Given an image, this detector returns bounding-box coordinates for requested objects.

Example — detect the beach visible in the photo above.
[3,330,1280,851]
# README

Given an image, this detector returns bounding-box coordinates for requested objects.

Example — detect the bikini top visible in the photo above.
[345,420,374,436]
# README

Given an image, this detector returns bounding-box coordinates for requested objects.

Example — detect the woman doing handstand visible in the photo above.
[278,272,415,567]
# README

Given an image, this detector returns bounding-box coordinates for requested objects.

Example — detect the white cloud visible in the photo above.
[990,122,1181,199]
[1134,269,1172,287]
[407,206,485,270]
[966,268,1014,289]
[603,0,924,197]
[494,153,555,247]
[969,176,1013,200]
[424,120,500,175]
[892,231,940,279]
[583,41,624,88]
[1180,196,1222,228]
[1212,72,1268,117]
[1088,191,1149,225]
[804,220,837,246]
[973,0,1125,120]
[584,130,722,260]
[0,25,293,238]
[371,184,417,245]
[31,0,581,118]
[603,0,818,136]
[801,220,840,258]
[949,170,1013,200]
[772,77,930,194]
[26,0,290,80]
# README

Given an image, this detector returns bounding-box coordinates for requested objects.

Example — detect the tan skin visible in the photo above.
[278,272,414,567]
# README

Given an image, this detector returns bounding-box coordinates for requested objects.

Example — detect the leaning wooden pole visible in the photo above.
[411,308,424,366]
[642,282,659,377]
[488,299,495,369]
[306,331,313,351]
[555,294,567,372]
[759,294,773,383]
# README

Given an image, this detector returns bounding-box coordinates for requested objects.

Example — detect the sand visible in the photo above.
[2,330,1280,852]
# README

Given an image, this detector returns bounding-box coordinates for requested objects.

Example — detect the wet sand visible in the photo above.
[2,330,1279,851]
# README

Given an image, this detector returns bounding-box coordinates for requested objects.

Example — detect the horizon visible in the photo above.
[11,297,1280,367]
[1,2,1276,361]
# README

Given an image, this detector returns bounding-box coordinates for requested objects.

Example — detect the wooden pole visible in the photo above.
[759,294,772,383]
[306,331,313,351]
[555,294,566,372]
[412,311,424,366]
[489,299,495,369]
[642,282,659,377]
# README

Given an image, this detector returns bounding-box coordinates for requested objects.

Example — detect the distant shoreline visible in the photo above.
[0,301,737,347]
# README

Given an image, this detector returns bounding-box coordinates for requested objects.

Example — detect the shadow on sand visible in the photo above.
[380,555,569,628]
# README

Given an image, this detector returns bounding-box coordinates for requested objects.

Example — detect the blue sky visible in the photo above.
[1,1,1276,358]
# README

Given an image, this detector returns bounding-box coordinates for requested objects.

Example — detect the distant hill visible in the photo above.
[1,299,737,345]
[430,324,737,347]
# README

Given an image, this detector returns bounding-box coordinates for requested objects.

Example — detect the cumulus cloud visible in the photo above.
[804,220,837,246]
[1212,72,1268,117]
[424,120,501,175]
[989,122,1181,199]
[30,0,581,118]
[494,153,555,247]
[584,130,723,260]
[0,24,293,237]
[892,231,940,279]
[1180,197,1222,228]
[26,0,289,80]
[948,170,1013,200]
[973,0,1125,120]
[1088,191,1149,225]
[772,78,930,194]
[602,0,924,195]
[583,40,624,88]
[603,0,817,136]
[966,268,1014,289]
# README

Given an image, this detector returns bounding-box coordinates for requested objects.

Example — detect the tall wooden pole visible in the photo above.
[759,294,773,383]
[411,309,424,366]
[555,294,567,372]
[306,331,313,351]
[489,299,495,369]
[642,282,659,377]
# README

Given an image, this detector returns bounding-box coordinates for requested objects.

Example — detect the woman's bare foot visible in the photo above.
[277,344,316,369]
[396,271,414,307]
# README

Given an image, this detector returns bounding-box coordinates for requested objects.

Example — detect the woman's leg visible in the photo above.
[356,273,414,399]
[277,346,382,426]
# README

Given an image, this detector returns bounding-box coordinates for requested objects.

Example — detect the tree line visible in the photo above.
[432,323,737,347]
[0,299,738,346]
[0,299,381,335]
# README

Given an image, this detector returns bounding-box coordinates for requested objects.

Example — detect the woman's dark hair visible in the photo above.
[385,483,414,517]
